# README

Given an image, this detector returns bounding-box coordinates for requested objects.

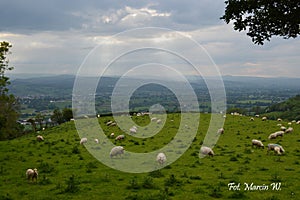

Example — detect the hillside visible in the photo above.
[265,95,300,121]
[1,114,299,199]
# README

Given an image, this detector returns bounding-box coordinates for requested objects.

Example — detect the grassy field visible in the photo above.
[0,113,299,200]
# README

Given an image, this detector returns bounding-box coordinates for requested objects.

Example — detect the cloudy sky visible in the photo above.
[1,0,299,78]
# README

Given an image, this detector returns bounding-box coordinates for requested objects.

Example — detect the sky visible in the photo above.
[0,0,299,78]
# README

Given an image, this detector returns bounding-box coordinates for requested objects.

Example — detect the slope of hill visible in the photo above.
[1,114,299,199]
[265,95,300,121]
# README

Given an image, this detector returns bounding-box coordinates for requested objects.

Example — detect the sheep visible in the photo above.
[288,122,292,125]
[297,121,300,125]
[267,144,285,154]
[156,119,162,124]
[268,131,284,139]
[151,117,157,122]
[277,118,282,121]
[129,126,137,134]
[156,152,167,165]
[217,128,224,134]
[36,135,44,142]
[94,138,99,144]
[110,133,115,138]
[280,126,287,131]
[268,133,277,140]
[262,116,267,121]
[252,139,264,148]
[110,146,124,158]
[255,114,260,118]
[285,127,293,134]
[115,135,125,141]
[80,137,87,145]
[250,117,254,121]
[106,121,113,126]
[273,146,282,155]
[26,168,38,182]
[200,146,214,157]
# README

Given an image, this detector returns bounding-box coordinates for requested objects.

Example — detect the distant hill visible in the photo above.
[265,95,300,121]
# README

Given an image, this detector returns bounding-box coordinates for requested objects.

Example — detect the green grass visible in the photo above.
[1,114,300,199]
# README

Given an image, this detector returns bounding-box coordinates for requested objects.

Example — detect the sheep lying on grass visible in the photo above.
[200,146,214,157]
[26,168,38,182]
[267,144,285,155]
[252,139,264,148]
[156,153,167,165]
[80,137,87,145]
[36,135,44,142]
[94,139,99,144]
[110,146,124,158]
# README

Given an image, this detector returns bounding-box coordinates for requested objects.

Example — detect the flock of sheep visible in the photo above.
[26,113,298,183]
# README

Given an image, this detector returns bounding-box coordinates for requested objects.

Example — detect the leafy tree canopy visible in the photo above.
[221,0,300,44]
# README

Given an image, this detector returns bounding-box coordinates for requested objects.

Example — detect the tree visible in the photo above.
[221,0,300,45]
[0,41,21,140]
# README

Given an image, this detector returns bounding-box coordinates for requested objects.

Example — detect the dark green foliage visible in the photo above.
[221,0,300,45]
[164,174,182,187]
[64,175,80,193]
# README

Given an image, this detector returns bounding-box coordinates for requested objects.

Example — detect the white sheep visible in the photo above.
[277,118,282,121]
[36,135,44,142]
[129,127,137,134]
[156,152,167,165]
[110,133,115,138]
[268,131,284,139]
[250,117,254,121]
[280,126,287,131]
[200,146,214,157]
[262,116,267,121]
[110,146,124,158]
[268,133,278,140]
[80,137,87,145]
[267,144,285,155]
[273,146,282,155]
[106,121,113,126]
[151,117,157,122]
[288,122,292,125]
[252,139,264,148]
[217,128,224,134]
[94,138,99,144]
[156,119,162,124]
[26,168,38,182]
[296,120,300,125]
[285,127,293,133]
[115,135,125,141]
[255,114,260,118]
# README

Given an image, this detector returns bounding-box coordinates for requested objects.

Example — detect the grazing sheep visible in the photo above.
[262,116,267,121]
[110,133,115,138]
[255,114,260,118]
[115,135,125,141]
[156,119,162,124]
[277,118,282,121]
[94,139,99,144]
[268,131,284,139]
[285,127,293,134]
[252,139,264,148]
[280,126,287,131]
[273,146,282,155]
[106,121,113,126]
[277,124,282,127]
[110,146,124,158]
[26,168,38,182]
[268,144,285,154]
[36,135,44,142]
[151,117,157,122]
[268,133,277,140]
[250,117,254,121]
[129,126,137,134]
[288,122,292,125]
[297,120,300,125]
[80,137,87,145]
[156,152,167,165]
[200,146,214,157]
[217,128,224,134]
